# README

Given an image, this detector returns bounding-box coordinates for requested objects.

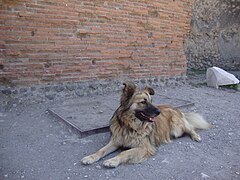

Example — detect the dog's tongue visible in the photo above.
[149,117,156,122]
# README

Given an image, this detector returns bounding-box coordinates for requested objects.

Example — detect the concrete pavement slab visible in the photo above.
[48,94,194,137]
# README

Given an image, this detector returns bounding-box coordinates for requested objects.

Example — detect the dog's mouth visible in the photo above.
[135,111,159,122]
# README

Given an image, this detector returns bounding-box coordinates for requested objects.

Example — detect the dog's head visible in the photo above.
[120,81,160,122]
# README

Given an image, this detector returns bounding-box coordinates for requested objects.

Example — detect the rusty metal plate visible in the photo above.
[48,94,194,138]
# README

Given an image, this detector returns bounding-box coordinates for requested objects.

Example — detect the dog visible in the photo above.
[81,81,211,168]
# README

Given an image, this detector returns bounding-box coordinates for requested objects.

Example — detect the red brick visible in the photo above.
[0,0,194,85]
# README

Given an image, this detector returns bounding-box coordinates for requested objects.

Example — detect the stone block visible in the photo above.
[206,67,239,88]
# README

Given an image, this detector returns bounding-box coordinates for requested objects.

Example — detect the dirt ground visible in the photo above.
[1,75,240,180]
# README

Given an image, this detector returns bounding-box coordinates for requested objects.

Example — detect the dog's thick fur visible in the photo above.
[81,82,211,168]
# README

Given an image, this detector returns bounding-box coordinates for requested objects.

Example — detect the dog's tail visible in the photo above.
[184,112,212,129]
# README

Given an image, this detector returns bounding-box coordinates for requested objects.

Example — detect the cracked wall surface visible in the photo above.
[185,0,240,70]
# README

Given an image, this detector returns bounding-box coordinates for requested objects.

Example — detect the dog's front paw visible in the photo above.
[81,154,98,165]
[103,158,120,168]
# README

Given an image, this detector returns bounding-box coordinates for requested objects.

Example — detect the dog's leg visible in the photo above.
[103,147,154,168]
[184,119,201,142]
[81,139,118,165]
[187,129,201,142]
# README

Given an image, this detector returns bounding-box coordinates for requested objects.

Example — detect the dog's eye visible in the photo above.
[141,99,147,104]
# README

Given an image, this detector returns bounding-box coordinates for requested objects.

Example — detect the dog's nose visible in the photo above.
[156,109,161,115]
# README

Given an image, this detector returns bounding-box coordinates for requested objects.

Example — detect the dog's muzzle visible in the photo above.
[135,104,160,122]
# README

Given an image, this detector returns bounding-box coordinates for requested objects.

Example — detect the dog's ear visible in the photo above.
[144,86,155,95]
[120,81,136,105]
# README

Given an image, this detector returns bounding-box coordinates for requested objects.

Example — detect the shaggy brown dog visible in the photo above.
[81,82,211,168]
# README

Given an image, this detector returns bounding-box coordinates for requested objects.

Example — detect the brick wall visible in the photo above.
[0,0,194,85]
